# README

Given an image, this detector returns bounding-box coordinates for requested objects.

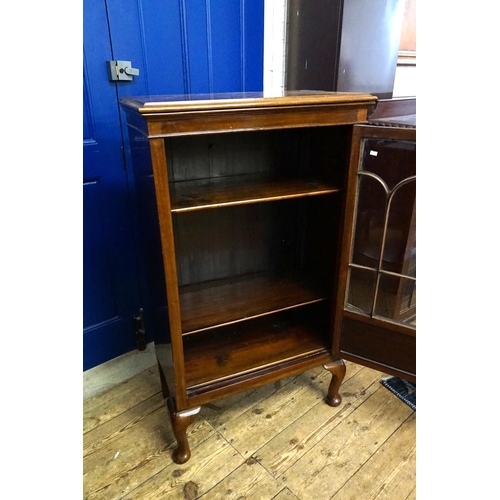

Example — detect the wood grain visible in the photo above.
[281,385,414,499]
[272,488,301,500]
[149,137,188,407]
[83,363,416,500]
[84,407,213,499]
[405,487,417,500]
[200,374,299,430]
[83,367,161,434]
[121,91,377,115]
[217,367,339,459]
[170,173,340,212]
[256,365,383,476]
[183,307,330,390]
[332,413,416,499]
[398,0,416,53]
[84,392,164,459]
[198,460,282,499]
[115,433,243,500]
[180,274,328,335]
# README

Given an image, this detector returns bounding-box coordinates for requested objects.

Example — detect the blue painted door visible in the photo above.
[83,0,142,370]
[83,0,264,370]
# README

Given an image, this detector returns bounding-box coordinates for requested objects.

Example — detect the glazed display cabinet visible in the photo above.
[333,113,416,382]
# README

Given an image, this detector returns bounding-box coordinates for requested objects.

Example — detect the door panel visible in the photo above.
[340,315,416,376]
[243,0,266,91]
[209,0,243,91]
[83,0,141,370]
[83,180,116,326]
[184,0,213,93]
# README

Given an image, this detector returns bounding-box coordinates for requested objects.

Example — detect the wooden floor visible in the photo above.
[83,361,416,500]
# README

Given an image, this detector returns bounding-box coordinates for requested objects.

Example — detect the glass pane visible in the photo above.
[382,179,416,278]
[374,273,416,326]
[361,139,416,189]
[351,175,387,268]
[346,267,377,315]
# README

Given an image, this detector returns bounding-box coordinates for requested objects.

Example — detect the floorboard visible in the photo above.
[83,361,416,500]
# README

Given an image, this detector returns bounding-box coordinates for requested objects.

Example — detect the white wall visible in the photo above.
[263,0,287,95]
[393,64,417,97]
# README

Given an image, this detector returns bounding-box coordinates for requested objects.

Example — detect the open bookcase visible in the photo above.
[121,92,377,463]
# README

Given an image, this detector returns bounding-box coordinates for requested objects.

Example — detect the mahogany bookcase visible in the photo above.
[120,91,379,463]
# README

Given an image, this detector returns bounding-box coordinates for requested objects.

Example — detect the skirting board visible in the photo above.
[83,342,157,400]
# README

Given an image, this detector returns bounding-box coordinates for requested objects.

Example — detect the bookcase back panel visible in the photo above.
[173,201,301,287]
[164,126,351,184]
[165,130,300,182]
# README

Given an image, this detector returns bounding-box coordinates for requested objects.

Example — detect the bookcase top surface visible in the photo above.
[120,90,377,115]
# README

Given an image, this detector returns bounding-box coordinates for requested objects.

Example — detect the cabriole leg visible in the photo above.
[323,359,347,407]
[166,398,200,464]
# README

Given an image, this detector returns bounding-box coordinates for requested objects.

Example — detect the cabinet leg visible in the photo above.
[323,359,346,407]
[166,398,200,464]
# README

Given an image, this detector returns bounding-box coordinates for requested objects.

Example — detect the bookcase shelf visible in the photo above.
[179,273,328,335]
[183,303,330,392]
[170,173,340,212]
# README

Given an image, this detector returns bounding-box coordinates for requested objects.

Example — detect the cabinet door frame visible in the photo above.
[333,123,416,382]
